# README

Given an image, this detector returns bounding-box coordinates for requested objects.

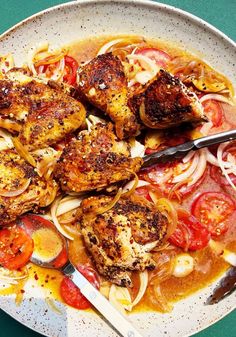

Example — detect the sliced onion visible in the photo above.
[56,196,82,217]
[12,137,36,167]
[45,297,63,315]
[27,42,49,76]
[200,94,234,105]
[217,142,236,190]
[152,197,178,239]
[200,121,213,136]
[97,39,125,56]
[95,188,123,215]
[50,197,74,240]
[50,57,65,81]
[187,149,206,186]
[172,153,199,183]
[122,173,139,197]
[109,284,132,314]
[0,267,28,281]
[182,150,195,163]
[132,270,148,307]
[0,178,31,197]
[127,54,159,74]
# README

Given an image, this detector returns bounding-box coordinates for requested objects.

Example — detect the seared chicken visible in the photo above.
[0,149,58,225]
[128,70,206,129]
[78,193,167,286]
[55,123,142,193]
[0,69,86,150]
[77,53,139,139]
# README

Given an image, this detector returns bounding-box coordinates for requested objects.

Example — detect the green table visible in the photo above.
[0,0,235,336]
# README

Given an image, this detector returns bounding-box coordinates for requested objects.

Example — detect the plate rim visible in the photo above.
[0,1,235,337]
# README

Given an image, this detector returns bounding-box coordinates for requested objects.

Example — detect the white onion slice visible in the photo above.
[127,54,159,74]
[109,284,132,314]
[27,42,49,76]
[97,39,125,56]
[50,197,74,240]
[0,178,31,197]
[132,270,148,307]
[122,179,150,194]
[200,94,234,106]
[200,121,213,136]
[56,197,82,217]
[187,149,207,186]
[182,150,195,163]
[50,57,65,81]
[217,142,236,190]
[172,153,199,183]
[0,129,14,148]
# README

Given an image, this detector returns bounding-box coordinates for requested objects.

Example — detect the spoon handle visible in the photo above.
[62,263,158,337]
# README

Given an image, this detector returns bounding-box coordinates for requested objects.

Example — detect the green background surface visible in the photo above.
[0,0,235,336]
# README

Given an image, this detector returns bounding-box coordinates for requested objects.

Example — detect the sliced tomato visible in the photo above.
[169,209,210,251]
[191,192,235,236]
[210,165,236,187]
[60,265,100,310]
[19,214,67,268]
[202,99,223,127]
[0,226,34,270]
[63,56,78,85]
[135,47,171,68]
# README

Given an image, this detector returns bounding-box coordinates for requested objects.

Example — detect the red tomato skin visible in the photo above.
[0,226,34,270]
[202,99,223,127]
[63,56,78,85]
[60,265,100,310]
[169,209,210,251]
[210,165,236,187]
[191,192,235,236]
[135,48,171,68]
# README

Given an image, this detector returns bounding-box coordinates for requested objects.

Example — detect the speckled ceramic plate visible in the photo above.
[0,1,235,336]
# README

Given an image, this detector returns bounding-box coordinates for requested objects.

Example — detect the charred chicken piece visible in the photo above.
[77,53,140,139]
[0,149,58,225]
[128,69,206,129]
[0,69,86,150]
[78,193,167,287]
[55,123,142,193]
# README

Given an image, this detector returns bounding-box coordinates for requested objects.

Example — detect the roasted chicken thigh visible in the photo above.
[77,53,140,139]
[0,69,86,150]
[78,193,168,286]
[129,69,206,129]
[55,123,142,193]
[0,149,58,225]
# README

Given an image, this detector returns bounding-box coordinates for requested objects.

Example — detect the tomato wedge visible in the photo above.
[0,226,34,270]
[202,99,223,127]
[169,209,210,251]
[135,47,171,68]
[63,56,78,85]
[60,265,100,309]
[191,192,235,236]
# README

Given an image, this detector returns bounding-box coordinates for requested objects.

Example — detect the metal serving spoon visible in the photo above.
[142,129,236,168]
[19,216,154,337]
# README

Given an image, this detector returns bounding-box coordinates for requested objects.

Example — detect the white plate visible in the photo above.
[0,1,235,337]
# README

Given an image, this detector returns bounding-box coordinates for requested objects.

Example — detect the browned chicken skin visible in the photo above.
[0,69,86,150]
[77,53,140,139]
[0,149,58,225]
[55,123,142,193]
[128,69,206,129]
[78,193,167,286]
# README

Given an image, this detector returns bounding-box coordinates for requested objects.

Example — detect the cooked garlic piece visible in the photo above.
[172,253,194,278]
